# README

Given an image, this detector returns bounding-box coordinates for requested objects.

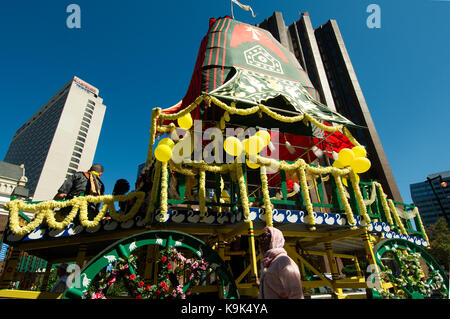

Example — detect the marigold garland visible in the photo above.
[199,169,207,220]
[332,172,357,228]
[349,170,372,226]
[159,161,169,221]
[387,199,407,235]
[7,192,145,235]
[146,93,364,167]
[260,166,273,227]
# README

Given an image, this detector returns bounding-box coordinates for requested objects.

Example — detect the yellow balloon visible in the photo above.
[352,146,367,158]
[342,174,360,187]
[224,136,243,156]
[177,113,193,130]
[155,144,172,162]
[244,136,265,155]
[246,159,260,169]
[333,159,345,169]
[158,137,175,149]
[255,130,271,147]
[338,148,355,166]
[351,157,371,174]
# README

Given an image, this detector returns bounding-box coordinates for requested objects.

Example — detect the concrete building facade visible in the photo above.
[4,76,106,201]
[257,12,402,202]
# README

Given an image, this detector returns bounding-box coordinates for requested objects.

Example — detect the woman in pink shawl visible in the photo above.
[258,226,304,299]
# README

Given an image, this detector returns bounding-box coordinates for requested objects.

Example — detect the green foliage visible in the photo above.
[425,218,450,272]
[45,268,58,292]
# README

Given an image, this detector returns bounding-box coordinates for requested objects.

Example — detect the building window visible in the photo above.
[83,117,91,123]
[79,126,88,133]
[71,157,80,163]
[78,131,87,138]
[77,136,86,143]
[75,141,84,148]
[69,163,78,169]
[86,104,95,111]
[88,100,96,106]
[85,108,93,115]
[81,120,90,127]
[72,151,82,158]
[83,112,92,119]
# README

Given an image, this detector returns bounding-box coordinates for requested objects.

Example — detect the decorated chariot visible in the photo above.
[0,17,447,300]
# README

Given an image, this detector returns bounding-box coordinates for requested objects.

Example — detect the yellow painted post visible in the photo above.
[360,230,384,292]
[0,249,21,289]
[246,221,258,283]
[324,242,343,299]
[217,234,227,261]
[353,258,363,278]
[217,234,226,299]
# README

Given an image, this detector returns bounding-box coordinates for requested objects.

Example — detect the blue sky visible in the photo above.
[0,0,449,204]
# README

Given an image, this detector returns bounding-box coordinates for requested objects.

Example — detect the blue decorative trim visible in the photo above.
[3,207,427,248]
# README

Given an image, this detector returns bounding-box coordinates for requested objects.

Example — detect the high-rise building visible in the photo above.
[410,171,450,226]
[4,76,106,201]
[257,12,402,201]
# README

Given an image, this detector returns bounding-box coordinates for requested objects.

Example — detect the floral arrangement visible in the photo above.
[374,248,448,299]
[87,247,211,299]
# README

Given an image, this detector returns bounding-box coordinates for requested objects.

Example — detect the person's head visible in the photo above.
[113,179,130,195]
[89,164,104,177]
[258,227,285,254]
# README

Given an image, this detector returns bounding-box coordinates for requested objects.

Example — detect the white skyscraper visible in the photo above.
[4,76,106,201]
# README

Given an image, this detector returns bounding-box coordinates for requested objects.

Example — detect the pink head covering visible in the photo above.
[261,227,287,268]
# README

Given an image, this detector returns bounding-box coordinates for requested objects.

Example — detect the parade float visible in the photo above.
[0,16,447,300]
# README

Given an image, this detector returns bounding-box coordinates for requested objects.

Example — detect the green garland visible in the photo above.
[375,248,448,299]
[87,247,211,299]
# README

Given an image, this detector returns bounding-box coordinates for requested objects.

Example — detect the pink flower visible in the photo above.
[91,292,104,299]
[107,277,116,286]
[192,261,199,269]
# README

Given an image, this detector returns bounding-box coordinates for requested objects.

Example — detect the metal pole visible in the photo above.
[231,0,234,19]
[426,176,449,224]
